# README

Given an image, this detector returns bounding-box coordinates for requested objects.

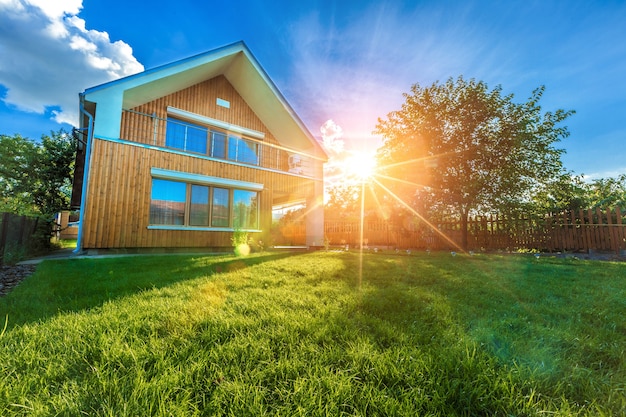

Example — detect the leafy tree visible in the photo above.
[325,182,388,223]
[531,172,590,214]
[325,184,361,219]
[375,77,574,249]
[0,134,39,214]
[531,174,626,214]
[587,174,626,210]
[32,131,76,216]
[0,130,75,216]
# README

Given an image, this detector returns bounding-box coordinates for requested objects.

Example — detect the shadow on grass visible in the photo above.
[0,251,301,329]
[351,254,472,348]
[298,253,506,414]
[322,252,626,414]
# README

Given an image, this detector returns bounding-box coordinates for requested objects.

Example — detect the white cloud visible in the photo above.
[26,0,82,19]
[320,119,344,155]
[0,0,143,126]
[319,119,348,186]
[582,169,626,182]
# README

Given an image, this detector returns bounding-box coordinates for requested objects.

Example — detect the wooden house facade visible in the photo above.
[72,42,327,252]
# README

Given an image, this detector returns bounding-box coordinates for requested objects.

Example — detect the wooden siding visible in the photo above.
[82,139,315,249]
[84,75,319,249]
[120,75,283,149]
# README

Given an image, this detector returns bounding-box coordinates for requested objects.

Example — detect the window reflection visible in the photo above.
[150,179,186,225]
[165,118,208,154]
[166,119,258,165]
[211,188,230,227]
[190,185,209,226]
[233,189,258,229]
[211,131,226,159]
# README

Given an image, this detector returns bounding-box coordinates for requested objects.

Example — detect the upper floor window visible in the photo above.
[166,117,259,166]
[229,137,259,165]
[165,119,208,154]
[210,131,227,159]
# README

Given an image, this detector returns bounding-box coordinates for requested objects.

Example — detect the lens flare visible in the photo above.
[344,151,377,182]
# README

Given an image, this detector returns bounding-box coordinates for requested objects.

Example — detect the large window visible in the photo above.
[149,178,259,230]
[166,118,259,165]
[150,179,187,225]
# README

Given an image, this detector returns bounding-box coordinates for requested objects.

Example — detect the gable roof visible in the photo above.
[82,41,327,159]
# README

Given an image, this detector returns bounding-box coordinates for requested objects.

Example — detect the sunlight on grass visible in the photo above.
[0,251,624,416]
[52,239,77,249]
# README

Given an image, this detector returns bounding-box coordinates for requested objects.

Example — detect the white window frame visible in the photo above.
[148,168,262,232]
[167,106,265,139]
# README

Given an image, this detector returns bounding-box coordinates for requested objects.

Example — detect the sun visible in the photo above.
[344,151,377,182]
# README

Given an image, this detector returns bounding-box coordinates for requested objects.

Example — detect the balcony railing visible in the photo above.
[120,109,318,177]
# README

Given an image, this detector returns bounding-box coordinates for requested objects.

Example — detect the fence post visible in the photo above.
[617,207,625,252]
[607,207,619,254]
[18,215,27,245]
[0,212,10,266]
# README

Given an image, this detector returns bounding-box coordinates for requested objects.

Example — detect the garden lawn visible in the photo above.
[0,251,625,416]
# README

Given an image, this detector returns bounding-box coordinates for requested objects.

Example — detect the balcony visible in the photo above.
[120,109,318,177]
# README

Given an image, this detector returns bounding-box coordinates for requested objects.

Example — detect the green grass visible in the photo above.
[0,251,624,416]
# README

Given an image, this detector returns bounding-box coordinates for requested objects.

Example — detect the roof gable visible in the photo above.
[83,41,326,158]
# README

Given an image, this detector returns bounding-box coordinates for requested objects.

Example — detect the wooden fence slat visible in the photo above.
[566,210,574,250]
[569,210,578,251]
[580,209,588,251]
[593,208,601,250]
[586,209,594,250]
[617,207,625,251]
[607,207,620,253]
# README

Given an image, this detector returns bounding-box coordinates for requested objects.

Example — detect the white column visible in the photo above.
[306,179,325,247]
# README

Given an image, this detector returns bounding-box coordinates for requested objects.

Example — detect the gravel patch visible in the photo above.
[0,264,37,297]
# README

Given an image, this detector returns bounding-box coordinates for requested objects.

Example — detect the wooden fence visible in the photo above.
[0,212,41,265]
[293,207,625,253]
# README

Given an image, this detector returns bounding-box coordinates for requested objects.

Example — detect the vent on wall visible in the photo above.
[216,98,230,108]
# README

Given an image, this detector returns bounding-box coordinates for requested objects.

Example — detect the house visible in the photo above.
[71,41,327,253]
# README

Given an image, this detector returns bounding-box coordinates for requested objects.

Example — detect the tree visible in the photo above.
[325,182,389,223]
[32,131,76,217]
[587,174,626,210]
[0,134,39,214]
[531,174,626,214]
[531,172,590,214]
[375,76,574,249]
[325,184,361,219]
[0,130,75,216]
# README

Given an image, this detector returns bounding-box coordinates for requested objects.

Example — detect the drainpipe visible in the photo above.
[74,94,94,254]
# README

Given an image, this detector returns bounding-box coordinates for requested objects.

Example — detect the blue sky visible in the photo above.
[1,0,625,179]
